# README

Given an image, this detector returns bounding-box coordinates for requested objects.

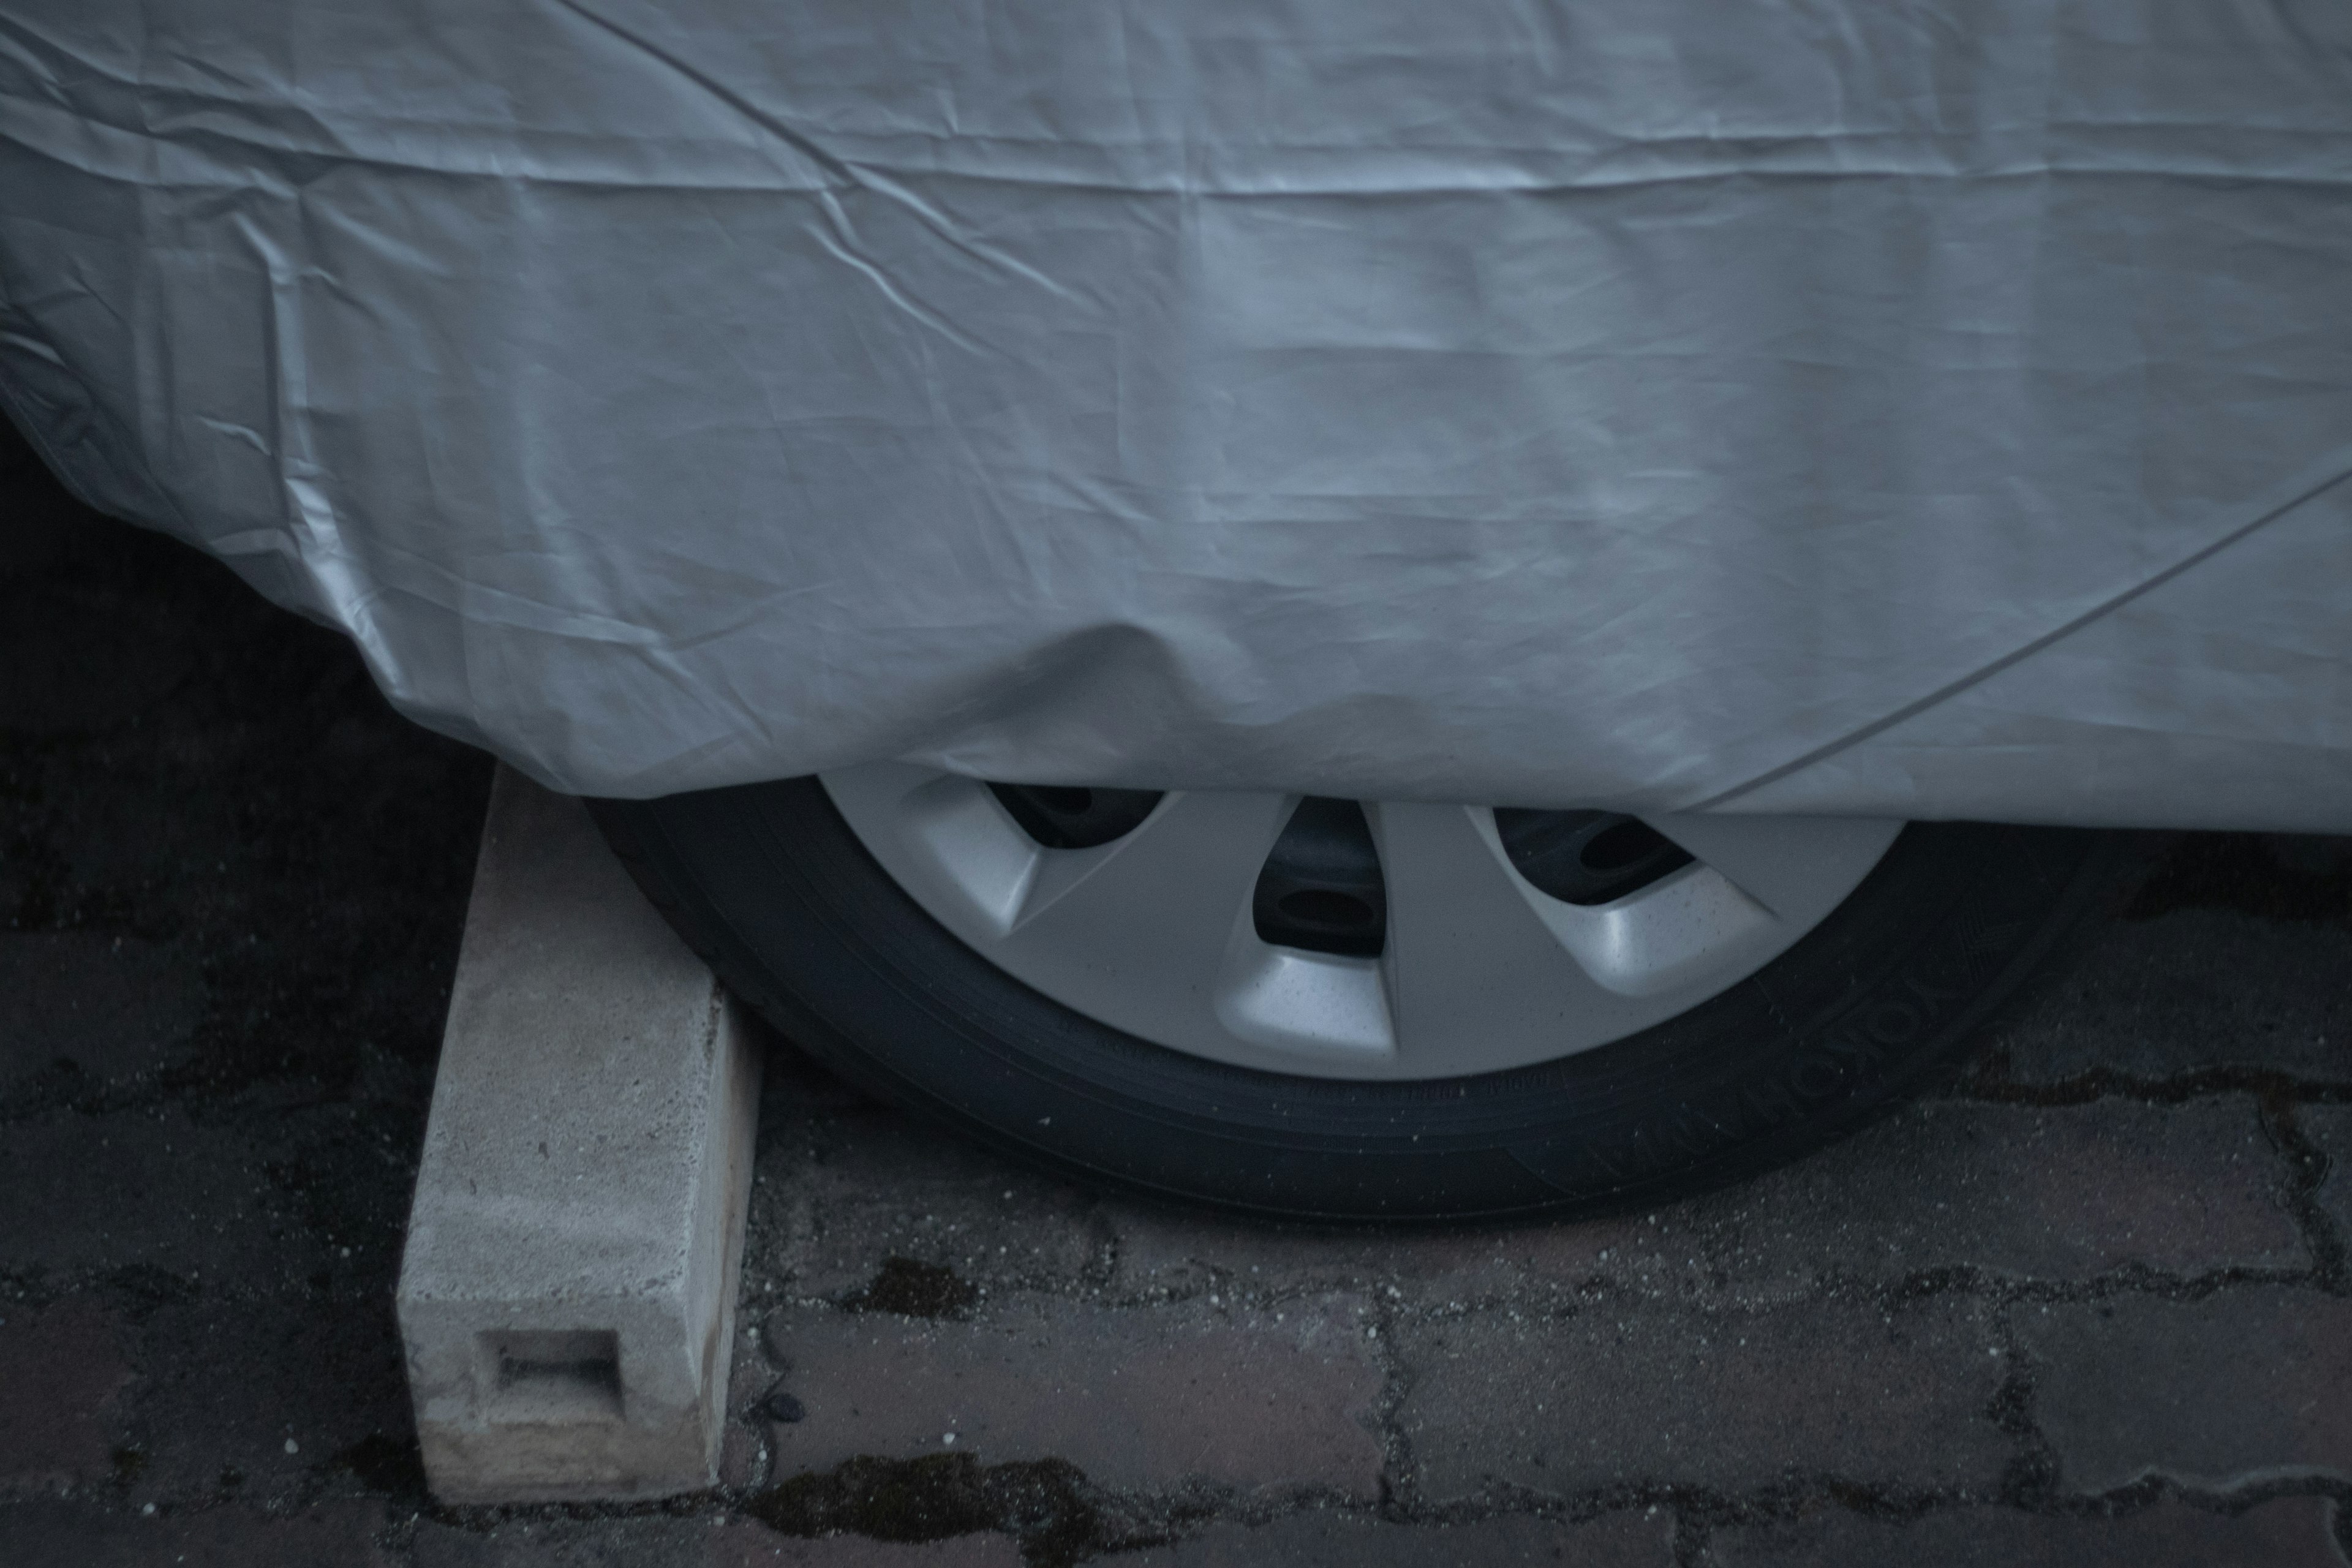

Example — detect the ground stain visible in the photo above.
[748,1452,1102,1568]
[842,1256,981,1318]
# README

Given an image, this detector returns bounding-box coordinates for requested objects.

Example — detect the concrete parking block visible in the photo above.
[398,768,763,1502]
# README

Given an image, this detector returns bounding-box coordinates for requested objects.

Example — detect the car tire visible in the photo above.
[591,777,2112,1221]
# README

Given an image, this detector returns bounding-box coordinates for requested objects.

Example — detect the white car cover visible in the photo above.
[4,0,2351,828]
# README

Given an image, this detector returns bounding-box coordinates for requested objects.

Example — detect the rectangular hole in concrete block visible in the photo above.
[480,1330,624,1425]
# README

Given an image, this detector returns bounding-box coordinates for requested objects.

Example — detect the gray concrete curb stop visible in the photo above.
[397,767,761,1502]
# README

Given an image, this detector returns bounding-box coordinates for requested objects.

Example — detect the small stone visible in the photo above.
[760,1390,807,1424]
[284,1439,299,1455]
[943,1432,957,1446]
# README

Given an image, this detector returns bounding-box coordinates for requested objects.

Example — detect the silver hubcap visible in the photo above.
[822,763,1901,1081]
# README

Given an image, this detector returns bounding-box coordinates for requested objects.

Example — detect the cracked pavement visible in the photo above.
[4,420,2350,1564]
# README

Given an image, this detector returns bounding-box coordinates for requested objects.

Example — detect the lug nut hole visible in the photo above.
[1276,889,1377,931]
[1581,819,1671,872]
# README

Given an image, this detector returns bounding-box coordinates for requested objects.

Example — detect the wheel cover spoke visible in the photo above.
[996,788,1296,995]
[822,764,1899,1081]
[1368,802,1630,1067]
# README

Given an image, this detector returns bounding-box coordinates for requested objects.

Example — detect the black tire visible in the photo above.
[591,780,2112,1222]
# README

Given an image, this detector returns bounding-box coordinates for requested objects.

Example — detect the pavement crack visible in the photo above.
[2258,1099,2350,1295]
[1953,1065,2352,1110]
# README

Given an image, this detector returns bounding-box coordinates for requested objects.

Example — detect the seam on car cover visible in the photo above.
[1689,443,2352,813]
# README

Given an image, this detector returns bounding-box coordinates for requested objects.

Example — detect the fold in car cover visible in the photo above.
[5,0,2351,828]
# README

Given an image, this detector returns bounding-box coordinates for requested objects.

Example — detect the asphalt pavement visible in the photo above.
[4,419,2350,1566]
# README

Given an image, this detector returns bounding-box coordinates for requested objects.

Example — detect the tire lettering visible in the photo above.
[1866,1000,1923,1046]
[1740,1074,1804,1129]
[1786,1052,1847,1101]
[1821,1028,1888,1072]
